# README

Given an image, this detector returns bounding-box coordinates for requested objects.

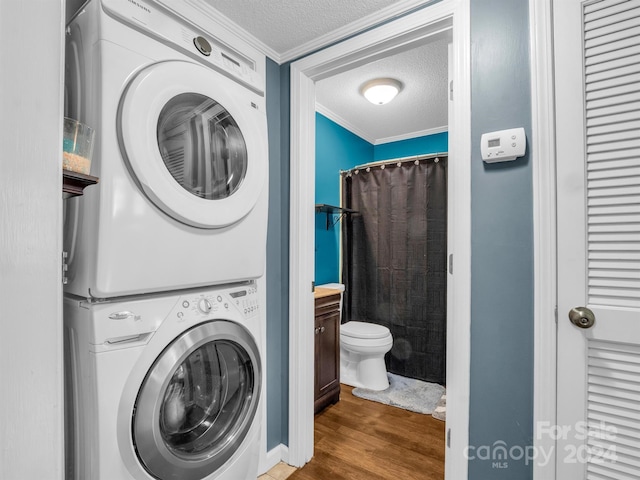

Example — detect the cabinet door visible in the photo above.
[316,310,340,397]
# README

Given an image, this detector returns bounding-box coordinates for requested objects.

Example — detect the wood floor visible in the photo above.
[288,385,445,480]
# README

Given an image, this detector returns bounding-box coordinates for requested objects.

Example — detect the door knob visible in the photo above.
[569,306,595,329]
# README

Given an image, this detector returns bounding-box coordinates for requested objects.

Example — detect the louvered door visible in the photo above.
[555,0,640,478]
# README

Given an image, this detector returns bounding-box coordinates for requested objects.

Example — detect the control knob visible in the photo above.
[198,298,212,314]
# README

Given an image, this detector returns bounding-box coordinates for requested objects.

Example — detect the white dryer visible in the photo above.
[64,281,264,480]
[64,0,269,298]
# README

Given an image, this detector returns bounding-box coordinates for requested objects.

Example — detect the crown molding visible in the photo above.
[375,125,448,145]
[279,0,434,63]
[187,0,433,64]
[315,103,375,144]
[316,102,447,145]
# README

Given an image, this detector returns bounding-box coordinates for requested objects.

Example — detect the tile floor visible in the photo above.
[258,462,297,480]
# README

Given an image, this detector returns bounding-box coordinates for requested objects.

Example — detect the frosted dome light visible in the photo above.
[361,78,403,105]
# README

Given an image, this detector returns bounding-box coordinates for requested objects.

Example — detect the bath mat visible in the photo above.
[352,373,445,415]
[432,392,446,421]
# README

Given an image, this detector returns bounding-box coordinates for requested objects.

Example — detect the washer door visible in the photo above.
[119,61,267,228]
[133,321,261,480]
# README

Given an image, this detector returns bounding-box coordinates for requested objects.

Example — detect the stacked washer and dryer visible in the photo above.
[63,1,268,479]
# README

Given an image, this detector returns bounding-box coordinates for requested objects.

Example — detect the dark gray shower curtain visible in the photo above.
[342,156,447,384]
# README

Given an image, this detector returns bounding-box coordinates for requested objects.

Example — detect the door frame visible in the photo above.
[288,1,471,478]
[530,0,558,478]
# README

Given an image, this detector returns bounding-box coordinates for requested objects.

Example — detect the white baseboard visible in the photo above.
[258,443,290,475]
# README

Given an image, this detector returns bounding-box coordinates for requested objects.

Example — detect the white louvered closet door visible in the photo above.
[555,0,640,478]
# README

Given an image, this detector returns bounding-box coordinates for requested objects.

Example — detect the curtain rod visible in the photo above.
[340,152,448,175]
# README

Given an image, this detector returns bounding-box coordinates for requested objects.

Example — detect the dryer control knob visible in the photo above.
[198,298,212,314]
[193,36,212,56]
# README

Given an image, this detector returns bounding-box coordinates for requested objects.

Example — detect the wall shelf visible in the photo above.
[63,170,99,199]
[315,204,358,229]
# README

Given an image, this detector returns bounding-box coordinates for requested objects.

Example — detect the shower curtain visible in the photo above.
[341,156,447,384]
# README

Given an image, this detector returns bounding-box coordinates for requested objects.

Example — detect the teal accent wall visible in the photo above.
[373,131,448,160]
[315,113,372,285]
[469,0,534,478]
[315,113,447,286]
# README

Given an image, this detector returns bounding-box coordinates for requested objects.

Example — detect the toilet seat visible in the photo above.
[341,321,390,339]
[340,322,393,350]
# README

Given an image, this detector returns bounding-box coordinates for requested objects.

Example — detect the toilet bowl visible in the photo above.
[340,321,393,391]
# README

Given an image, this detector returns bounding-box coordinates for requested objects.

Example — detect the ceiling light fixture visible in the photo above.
[361,78,403,105]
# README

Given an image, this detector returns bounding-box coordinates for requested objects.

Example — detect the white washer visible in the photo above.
[64,0,269,298]
[64,281,264,480]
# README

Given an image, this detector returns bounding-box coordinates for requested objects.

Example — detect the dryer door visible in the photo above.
[133,320,261,480]
[119,61,267,228]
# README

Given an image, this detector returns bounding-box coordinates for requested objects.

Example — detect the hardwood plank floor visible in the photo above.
[288,385,445,480]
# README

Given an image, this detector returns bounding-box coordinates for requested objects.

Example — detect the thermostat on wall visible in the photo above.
[481,127,526,163]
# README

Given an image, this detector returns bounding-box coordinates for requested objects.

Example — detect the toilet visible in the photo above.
[340,321,393,391]
[316,283,393,391]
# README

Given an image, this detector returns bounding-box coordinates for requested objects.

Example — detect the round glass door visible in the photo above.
[133,321,261,480]
[157,93,247,201]
[119,61,267,229]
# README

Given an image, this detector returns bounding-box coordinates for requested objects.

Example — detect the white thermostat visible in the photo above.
[481,127,526,163]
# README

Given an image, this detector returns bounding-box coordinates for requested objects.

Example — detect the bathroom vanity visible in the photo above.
[313,287,341,413]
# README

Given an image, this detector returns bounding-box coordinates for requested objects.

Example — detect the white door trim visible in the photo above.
[288,2,471,478]
[530,0,557,478]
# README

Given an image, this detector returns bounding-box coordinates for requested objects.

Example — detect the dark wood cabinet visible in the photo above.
[314,292,341,414]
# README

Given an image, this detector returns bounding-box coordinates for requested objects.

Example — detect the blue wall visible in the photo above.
[315,113,372,285]
[265,58,289,450]
[373,131,448,160]
[315,114,448,286]
[468,0,534,478]
[269,2,535,476]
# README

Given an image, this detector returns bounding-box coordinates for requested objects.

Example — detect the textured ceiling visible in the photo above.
[65,0,449,144]
[316,37,449,144]
[202,0,395,53]
[200,0,427,61]
[201,0,449,144]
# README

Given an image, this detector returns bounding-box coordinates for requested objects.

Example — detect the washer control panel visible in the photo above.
[172,282,260,322]
[229,285,259,318]
[197,298,212,313]
[88,282,261,350]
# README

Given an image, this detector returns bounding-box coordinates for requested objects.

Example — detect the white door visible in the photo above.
[554,0,640,477]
